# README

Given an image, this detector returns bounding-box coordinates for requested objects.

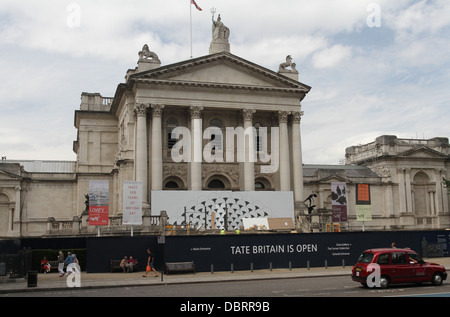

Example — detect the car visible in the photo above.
[351,248,447,288]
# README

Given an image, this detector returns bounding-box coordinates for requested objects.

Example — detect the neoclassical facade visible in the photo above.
[115,50,310,207]
[0,19,449,237]
[343,135,450,230]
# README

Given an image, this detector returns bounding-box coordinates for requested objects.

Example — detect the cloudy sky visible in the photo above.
[1,0,449,164]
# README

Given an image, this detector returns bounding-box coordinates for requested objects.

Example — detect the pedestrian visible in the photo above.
[391,242,396,248]
[57,251,65,277]
[41,256,51,273]
[128,256,138,272]
[72,253,79,265]
[65,252,73,275]
[142,248,159,277]
[120,256,129,273]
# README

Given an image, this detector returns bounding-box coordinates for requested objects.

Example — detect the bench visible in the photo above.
[110,260,138,273]
[165,261,195,274]
[47,261,66,273]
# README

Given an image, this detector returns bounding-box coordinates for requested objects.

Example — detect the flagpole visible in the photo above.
[190,0,193,58]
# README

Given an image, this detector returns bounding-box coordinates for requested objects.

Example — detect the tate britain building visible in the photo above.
[1,18,449,238]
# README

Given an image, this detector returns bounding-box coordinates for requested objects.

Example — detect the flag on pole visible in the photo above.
[191,0,202,11]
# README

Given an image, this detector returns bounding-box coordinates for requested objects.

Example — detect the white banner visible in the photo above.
[151,191,294,230]
[123,181,142,225]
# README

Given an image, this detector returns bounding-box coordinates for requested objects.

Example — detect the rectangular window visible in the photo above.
[168,130,177,149]
[211,133,223,151]
[377,253,389,265]
[391,252,406,264]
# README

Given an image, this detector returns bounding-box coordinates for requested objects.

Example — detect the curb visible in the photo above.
[0,270,350,294]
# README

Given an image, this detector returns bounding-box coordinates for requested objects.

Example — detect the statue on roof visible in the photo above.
[138,44,160,63]
[279,55,298,73]
[209,9,231,54]
[212,14,230,42]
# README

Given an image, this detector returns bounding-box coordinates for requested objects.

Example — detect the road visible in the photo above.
[3,275,450,298]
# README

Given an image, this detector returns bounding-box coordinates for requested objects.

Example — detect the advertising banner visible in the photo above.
[123,181,143,225]
[331,182,347,222]
[89,180,109,226]
[356,183,372,222]
[151,191,294,230]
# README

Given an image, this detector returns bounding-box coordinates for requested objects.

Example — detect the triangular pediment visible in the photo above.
[0,169,22,181]
[317,175,351,184]
[158,62,280,87]
[129,52,311,93]
[398,147,448,159]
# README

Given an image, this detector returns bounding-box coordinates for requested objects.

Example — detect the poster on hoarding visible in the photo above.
[123,181,142,226]
[151,191,294,230]
[89,180,109,226]
[356,183,372,222]
[331,182,347,222]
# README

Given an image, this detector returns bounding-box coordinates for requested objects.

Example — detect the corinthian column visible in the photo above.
[243,109,256,191]
[151,104,164,191]
[397,168,406,213]
[279,111,291,191]
[291,111,304,202]
[190,106,203,191]
[134,103,149,202]
[405,168,412,212]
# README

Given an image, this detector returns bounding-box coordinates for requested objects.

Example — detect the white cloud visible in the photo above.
[312,44,352,69]
[388,0,450,36]
[0,0,449,164]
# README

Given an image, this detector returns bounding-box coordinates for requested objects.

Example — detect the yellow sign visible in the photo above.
[356,205,372,222]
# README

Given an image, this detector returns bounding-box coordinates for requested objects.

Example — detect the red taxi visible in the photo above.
[352,248,447,288]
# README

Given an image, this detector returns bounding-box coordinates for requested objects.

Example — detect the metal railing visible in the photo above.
[0,248,32,279]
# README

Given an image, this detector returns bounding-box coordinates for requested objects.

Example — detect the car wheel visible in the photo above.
[365,275,389,288]
[431,273,443,286]
[379,276,390,289]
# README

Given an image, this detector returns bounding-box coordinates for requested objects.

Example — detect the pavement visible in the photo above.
[1,257,449,294]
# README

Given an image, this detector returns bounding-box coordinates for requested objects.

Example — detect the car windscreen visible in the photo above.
[408,252,424,264]
[357,252,374,263]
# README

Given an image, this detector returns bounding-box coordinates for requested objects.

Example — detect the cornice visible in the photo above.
[132,78,308,95]
[74,110,117,128]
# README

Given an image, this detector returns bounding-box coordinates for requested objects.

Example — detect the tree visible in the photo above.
[443,177,450,190]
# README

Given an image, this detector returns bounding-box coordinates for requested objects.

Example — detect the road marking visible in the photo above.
[310,292,331,296]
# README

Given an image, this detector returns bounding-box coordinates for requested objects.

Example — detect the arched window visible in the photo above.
[255,182,265,190]
[207,179,225,189]
[412,171,431,216]
[0,193,10,234]
[164,181,179,189]
[163,177,185,190]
